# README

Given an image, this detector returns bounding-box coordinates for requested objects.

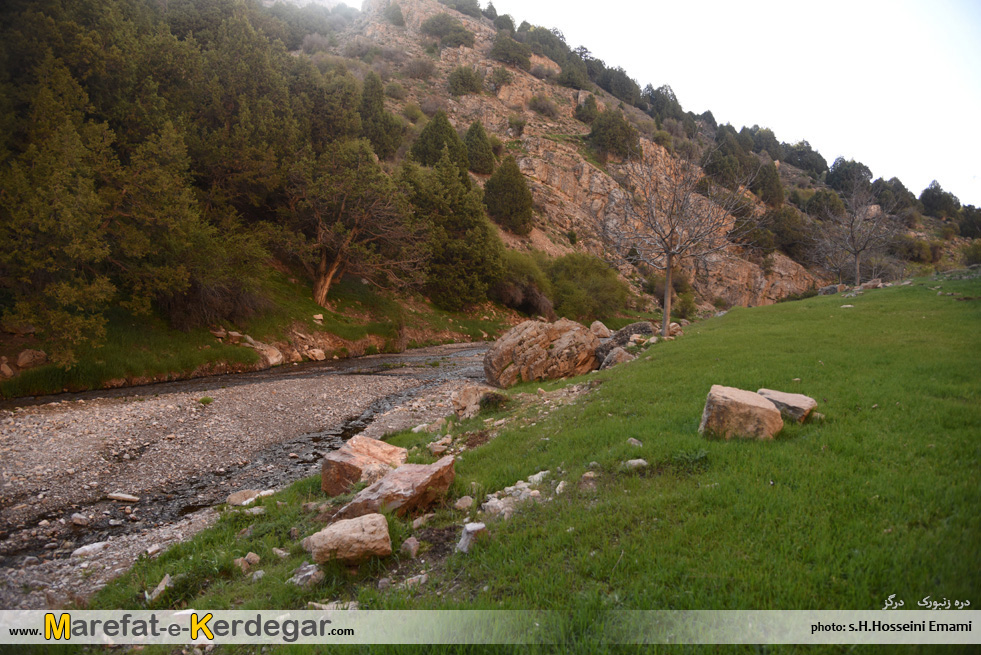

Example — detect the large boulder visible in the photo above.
[698,385,783,440]
[599,347,635,370]
[302,513,392,565]
[484,319,599,388]
[757,389,817,423]
[321,435,408,496]
[590,321,612,339]
[595,322,657,362]
[16,349,48,370]
[333,456,455,521]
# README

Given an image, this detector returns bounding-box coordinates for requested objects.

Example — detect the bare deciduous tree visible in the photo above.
[601,142,761,336]
[815,179,901,286]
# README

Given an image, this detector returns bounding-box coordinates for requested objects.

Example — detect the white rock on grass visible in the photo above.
[756,389,818,423]
[456,522,487,554]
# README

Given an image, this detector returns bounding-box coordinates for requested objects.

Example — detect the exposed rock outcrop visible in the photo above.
[302,513,392,565]
[595,322,656,362]
[757,389,817,423]
[484,318,599,388]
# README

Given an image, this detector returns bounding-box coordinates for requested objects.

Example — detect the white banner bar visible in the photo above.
[0,610,977,645]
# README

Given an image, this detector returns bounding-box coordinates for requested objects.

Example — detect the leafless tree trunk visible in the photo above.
[601,141,761,337]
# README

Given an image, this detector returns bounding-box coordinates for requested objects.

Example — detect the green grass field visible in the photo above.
[74,275,981,653]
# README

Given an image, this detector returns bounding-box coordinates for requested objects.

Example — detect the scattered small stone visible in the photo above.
[528,470,549,485]
[456,522,487,554]
[273,547,290,559]
[623,459,648,471]
[71,513,89,527]
[412,513,435,530]
[400,537,420,559]
[841,304,855,309]
[251,570,265,583]
[146,544,163,558]
[72,541,108,558]
[555,481,567,495]
[308,601,359,611]
[402,573,428,588]
[378,577,392,591]
[245,552,261,566]
[226,489,262,506]
[453,496,474,511]
[244,506,265,516]
[107,492,140,503]
[288,562,324,587]
[21,557,40,568]
[627,438,643,447]
[412,424,428,434]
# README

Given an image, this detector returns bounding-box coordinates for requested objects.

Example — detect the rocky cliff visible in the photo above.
[355,0,822,306]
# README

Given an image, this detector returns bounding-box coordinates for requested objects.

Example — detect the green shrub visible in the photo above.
[384,81,406,99]
[567,230,577,245]
[528,95,558,118]
[464,120,495,175]
[530,65,551,80]
[645,270,691,307]
[439,0,481,18]
[674,292,697,320]
[493,14,515,33]
[588,109,639,159]
[448,66,483,95]
[574,95,599,124]
[483,156,534,234]
[546,253,629,321]
[963,239,981,266]
[489,32,531,70]
[765,206,813,264]
[490,250,555,319]
[489,66,513,90]
[890,235,937,264]
[403,57,435,79]
[420,14,474,48]
[508,114,526,137]
[384,2,405,26]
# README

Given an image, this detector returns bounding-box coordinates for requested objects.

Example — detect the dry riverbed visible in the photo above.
[0,343,488,609]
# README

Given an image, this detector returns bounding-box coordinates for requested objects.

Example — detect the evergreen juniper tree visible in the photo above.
[464,120,495,174]
[409,110,469,177]
[483,155,534,235]
[359,72,402,159]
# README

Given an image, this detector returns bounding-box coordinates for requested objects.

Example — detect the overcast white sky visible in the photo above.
[485,0,981,207]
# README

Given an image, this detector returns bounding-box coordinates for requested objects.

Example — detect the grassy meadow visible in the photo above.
[68,275,981,653]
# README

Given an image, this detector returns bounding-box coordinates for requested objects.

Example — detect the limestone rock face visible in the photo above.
[302,513,392,565]
[698,385,783,440]
[484,318,599,388]
[699,251,823,308]
[599,347,635,370]
[590,321,612,338]
[321,435,408,496]
[757,389,817,423]
[595,322,656,362]
[334,456,455,521]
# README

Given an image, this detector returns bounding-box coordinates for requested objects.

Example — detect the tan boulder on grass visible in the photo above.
[333,456,455,521]
[698,385,783,440]
[321,435,408,496]
[302,513,392,565]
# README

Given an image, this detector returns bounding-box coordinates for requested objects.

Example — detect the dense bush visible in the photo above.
[385,81,406,99]
[645,270,692,307]
[484,156,534,234]
[963,240,981,266]
[588,110,639,159]
[528,95,558,118]
[959,205,981,239]
[448,66,483,95]
[890,235,942,264]
[805,189,845,218]
[750,162,784,207]
[920,180,961,219]
[546,253,629,321]
[508,115,526,137]
[489,32,532,70]
[764,206,813,264]
[491,250,555,319]
[439,0,482,18]
[420,14,474,48]
[488,66,513,90]
[464,121,495,174]
[574,95,599,124]
[494,14,515,33]
[384,2,405,26]
[403,57,436,79]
